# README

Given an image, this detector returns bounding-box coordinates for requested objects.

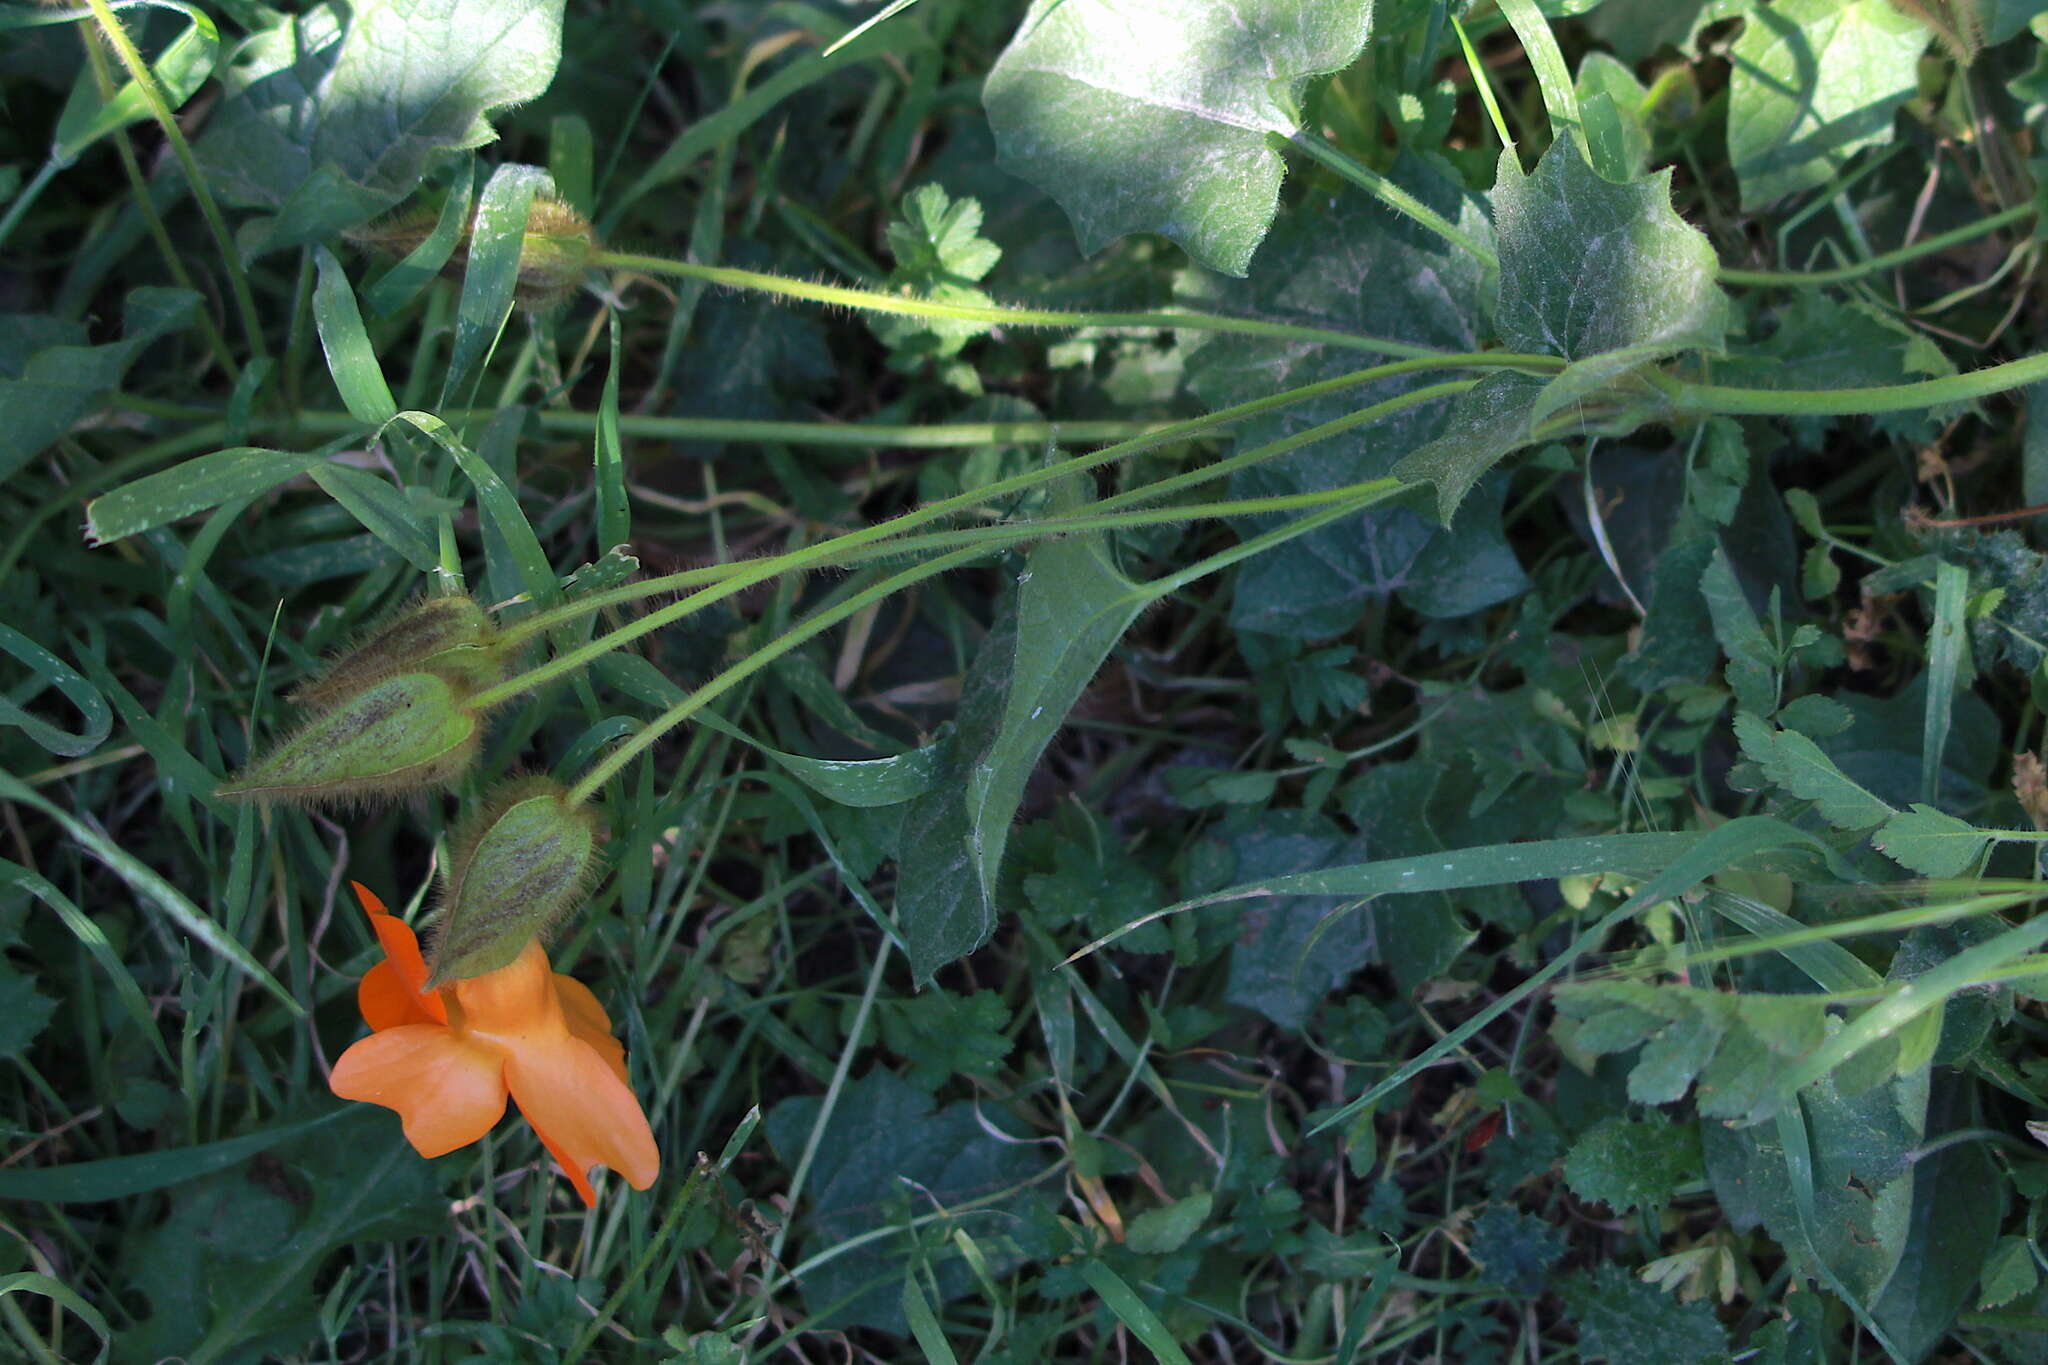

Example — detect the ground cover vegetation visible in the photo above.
[9,0,2048,1359]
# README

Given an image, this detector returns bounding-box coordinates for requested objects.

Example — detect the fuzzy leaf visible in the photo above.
[1727,0,1930,209]
[196,0,568,253]
[1564,1113,1701,1215]
[983,0,1372,274]
[1558,1264,1730,1364]
[1184,159,1524,633]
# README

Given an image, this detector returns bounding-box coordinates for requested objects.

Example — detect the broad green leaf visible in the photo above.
[1491,139,1729,426]
[1726,0,1930,210]
[764,1071,1050,1333]
[900,486,1153,981]
[1872,804,1990,878]
[1391,370,1549,522]
[1705,1055,1924,1305]
[1395,141,1726,517]
[86,447,335,544]
[1734,712,1893,830]
[1624,536,1719,691]
[1491,137,1729,358]
[983,0,1373,275]
[0,288,198,483]
[1200,811,1377,1029]
[194,0,567,253]
[1183,158,1525,635]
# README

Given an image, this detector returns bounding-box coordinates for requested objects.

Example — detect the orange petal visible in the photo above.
[553,974,627,1085]
[359,960,441,1030]
[450,940,556,1033]
[504,1035,659,1207]
[330,1024,507,1158]
[354,882,444,1025]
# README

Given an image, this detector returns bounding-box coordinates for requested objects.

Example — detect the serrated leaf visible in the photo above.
[0,966,55,1061]
[195,0,567,253]
[1734,712,1893,830]
[1208,811,1380,1029]
[1391,138,1731,522]
[1871,805,1990,877]
[1701,546,1779,715]
[1978,1235,2039,1309]
[872,184,1004,367]
[1726,0,1930,209]
[1558,1264,1729,1364]
[1564,1113,1701,1214]
[1391,370,1548,522]
[983,0,1372,275]
[1469,1205,1567,1294]
[1489,139,1729,426]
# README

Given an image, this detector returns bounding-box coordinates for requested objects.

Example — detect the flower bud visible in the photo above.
[348,196,598,310]
[505,198,599,309]
[427,780,601,985]
[219,671,480,806]
[294,594,502,710]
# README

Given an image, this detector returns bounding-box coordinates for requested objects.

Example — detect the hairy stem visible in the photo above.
[83,0,268,361]
[593,251,1443,358]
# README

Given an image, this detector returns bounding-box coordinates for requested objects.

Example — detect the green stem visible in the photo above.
[0,158,62,256]
[1717,199,2038,287]
[79,31,240,380]
[561,544,987,805]
[1281,130,1502,272]
[477,357,1542,667]
[1664,346,2048,416]
[592,251,1442,359]
[561,478,1405,807]
[83,0,268,361]
[530,411,1164,448]
[116,401,1183,449]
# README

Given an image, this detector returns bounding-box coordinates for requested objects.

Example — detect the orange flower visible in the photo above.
[328,882,658,1206]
